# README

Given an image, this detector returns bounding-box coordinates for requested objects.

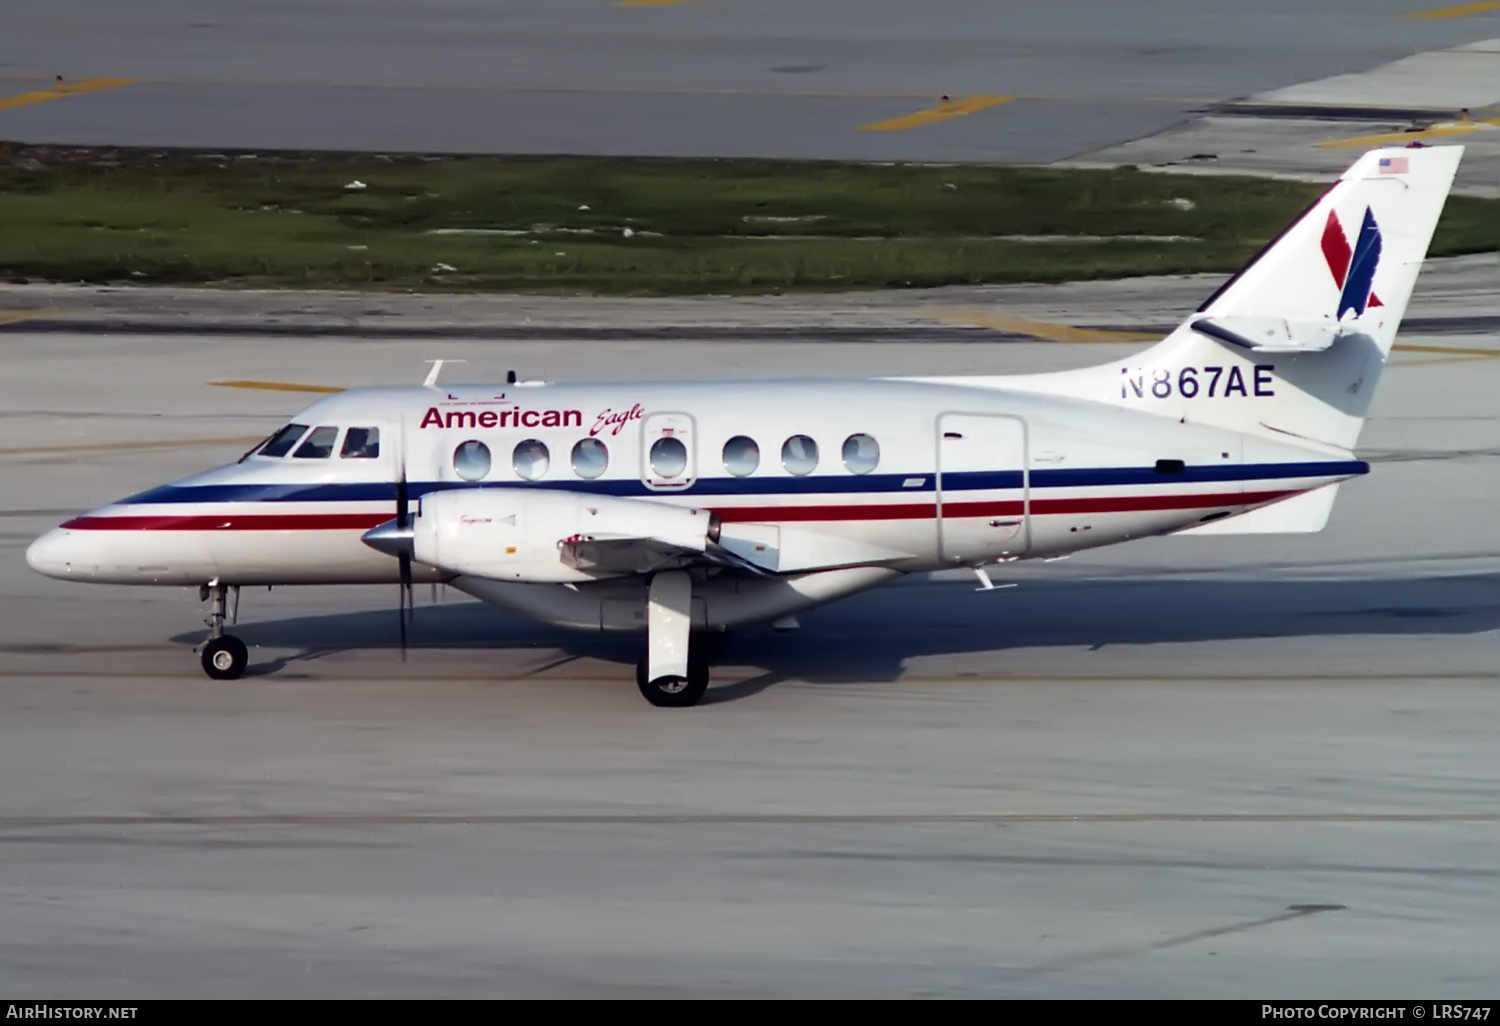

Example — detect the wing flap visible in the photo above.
[559,534,704,575]
[717,522,912,573]
[560,523,914,577]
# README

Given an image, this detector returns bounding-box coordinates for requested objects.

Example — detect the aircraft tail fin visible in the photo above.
[1003,145,1463,452]
[1189,145,1461,359]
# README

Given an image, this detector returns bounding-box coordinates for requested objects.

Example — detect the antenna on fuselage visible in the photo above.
[423,359,466,388]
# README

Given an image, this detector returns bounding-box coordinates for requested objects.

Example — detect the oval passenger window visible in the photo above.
[512,439,550,481]
[842,433,880,474]
[571,438,609,479]
[781,434,818,476]
[722,435,759,477]
[453,440,492,481]
[650,436,688,479]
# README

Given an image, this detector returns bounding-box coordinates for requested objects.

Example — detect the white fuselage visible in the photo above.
[26,376,1364,630]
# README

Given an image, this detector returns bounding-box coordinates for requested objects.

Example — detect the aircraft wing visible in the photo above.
[559,532,769,576]
[397,489,914,584]
[559,522,912,577]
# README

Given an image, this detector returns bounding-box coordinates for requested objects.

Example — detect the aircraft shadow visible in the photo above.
[170,572,1500,700]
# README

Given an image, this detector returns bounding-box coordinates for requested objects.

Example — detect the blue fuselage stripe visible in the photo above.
[117,460,1368,506]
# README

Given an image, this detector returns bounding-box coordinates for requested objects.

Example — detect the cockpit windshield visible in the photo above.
[341,427,380,458]
[292,426,339,459]
[257,423,309,458]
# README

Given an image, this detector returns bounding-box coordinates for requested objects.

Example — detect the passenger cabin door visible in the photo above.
[640,412,697,492]
[937,413,1029,563]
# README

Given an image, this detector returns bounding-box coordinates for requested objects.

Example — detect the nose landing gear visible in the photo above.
[198,582,248,680]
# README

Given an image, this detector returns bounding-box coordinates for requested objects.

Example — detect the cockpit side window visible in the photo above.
[293,426,339,459]
[258,423,310,458]
[340,426,380,459]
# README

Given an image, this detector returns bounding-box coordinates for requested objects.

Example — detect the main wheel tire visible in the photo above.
[636,638,713,707]
[201,635,249,680]
[638,672,709,708]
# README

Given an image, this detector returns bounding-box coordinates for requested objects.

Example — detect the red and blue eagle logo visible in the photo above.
[1321,207,1383,319]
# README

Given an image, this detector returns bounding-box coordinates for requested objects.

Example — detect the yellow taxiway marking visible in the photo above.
[0,436,265,458]
[1393,355,1498,366]
[1392,341,1500,358]
[210,379,345,394]
[0,308,59,325]
[0,77,135,114]
[859,95,1013,132]
[1319,120,1496,148]
[1406,1,1500,17]
[931,311,1161,344]
[933,315,1500,358]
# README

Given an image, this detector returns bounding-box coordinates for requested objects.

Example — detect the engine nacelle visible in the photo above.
[413,488,714,583]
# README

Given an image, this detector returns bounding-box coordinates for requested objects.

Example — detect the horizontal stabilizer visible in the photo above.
[1174,484,1340,535]
[1190,316,1341,353]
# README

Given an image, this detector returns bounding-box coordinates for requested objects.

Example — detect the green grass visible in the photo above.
[1,144,1496,293]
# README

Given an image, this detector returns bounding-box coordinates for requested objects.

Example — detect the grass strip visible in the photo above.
[2,144,1495,294]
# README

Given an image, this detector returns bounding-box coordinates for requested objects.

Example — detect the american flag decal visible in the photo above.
[1379,156,1409,174]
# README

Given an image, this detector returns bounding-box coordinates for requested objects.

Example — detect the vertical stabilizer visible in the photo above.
[1193,146,1460,357]
[1001,146,1463,451]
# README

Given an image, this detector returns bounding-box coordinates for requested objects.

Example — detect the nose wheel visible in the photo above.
[198,581,248,680]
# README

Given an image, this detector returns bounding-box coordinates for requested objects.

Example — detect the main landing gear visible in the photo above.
[635,571,713,708]
[198,582,247,680]
[636,644,711,708]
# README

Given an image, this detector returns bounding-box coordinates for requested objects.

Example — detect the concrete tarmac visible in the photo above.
[3,2,1494,162]
[1,273,1497,996]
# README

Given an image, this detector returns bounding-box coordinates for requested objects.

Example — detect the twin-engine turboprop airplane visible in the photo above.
[27,146,1461,706]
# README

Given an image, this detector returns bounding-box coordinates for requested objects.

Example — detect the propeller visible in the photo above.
[359,421,416,660]
[395,458,413,660]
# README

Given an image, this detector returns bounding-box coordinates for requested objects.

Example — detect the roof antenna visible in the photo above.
[423,359,466,388]
[506,370,517,384]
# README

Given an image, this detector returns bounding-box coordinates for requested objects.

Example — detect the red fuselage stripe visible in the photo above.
[59,513,393,532]
[59,490,1296,531]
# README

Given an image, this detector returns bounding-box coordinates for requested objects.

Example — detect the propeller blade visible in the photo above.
[398,552,412,661]
[394,425,412,660]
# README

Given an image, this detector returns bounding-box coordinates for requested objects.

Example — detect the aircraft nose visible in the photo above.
[26,527,80,579]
